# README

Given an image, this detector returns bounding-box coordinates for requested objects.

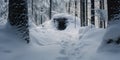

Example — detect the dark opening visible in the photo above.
[54,18,67,30]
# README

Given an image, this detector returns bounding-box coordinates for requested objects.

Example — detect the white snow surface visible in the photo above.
[0,15,120,60]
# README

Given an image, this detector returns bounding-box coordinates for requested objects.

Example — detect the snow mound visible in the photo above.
[42,13,80,33]
[99,20,120,52]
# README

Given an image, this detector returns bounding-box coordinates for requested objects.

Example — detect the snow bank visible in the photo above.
[0,13,81,60]
[99,20,120,52]
[42,13,80,33]
[0,23,62,60]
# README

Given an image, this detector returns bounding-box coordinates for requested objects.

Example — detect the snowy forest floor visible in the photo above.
[0,23,120,60]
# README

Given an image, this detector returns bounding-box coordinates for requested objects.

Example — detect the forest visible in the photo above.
[0,0,120,60]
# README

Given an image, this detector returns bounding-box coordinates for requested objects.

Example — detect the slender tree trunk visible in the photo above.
[85,0,88,26]
[91,0,95,25]
[9,0,29,43]
[68,0,71,14]
[31,0,34,15]
[74,0,77,28]
[49,0,52,19]
[80,0,86,26]
[99,0,105,28]
[80,0,83,26]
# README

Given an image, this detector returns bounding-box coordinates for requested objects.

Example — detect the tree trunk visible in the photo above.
[68,0,71,14]
[91,0,95,25]
[49,0,52,19]
[99,0,105,28]
[74,0,77,28]
[85,0,88,26]
[8,0,29,43]
[31,0,34,15]
[80,0,87,26]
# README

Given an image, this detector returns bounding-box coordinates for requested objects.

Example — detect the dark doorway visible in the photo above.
[54,18,67,30]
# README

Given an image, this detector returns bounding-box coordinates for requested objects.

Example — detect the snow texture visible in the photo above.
[0,13,120,60]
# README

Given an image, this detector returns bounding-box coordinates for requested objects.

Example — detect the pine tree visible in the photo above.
[8,0,29,43]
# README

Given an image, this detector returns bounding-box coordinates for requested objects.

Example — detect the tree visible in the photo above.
[99,0,104,28]
[85,0,88,26]
[49,0,52,19]
[80,0,88,26]
[80,0,85,26]
[68,0,71,14]
[74,0,77,28]
[31,0,34,15]
[91,0,95,25]
[8,0,29,43]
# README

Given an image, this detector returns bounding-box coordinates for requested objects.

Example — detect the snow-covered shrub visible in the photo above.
[108,13,120,26]
[98,16,120,52]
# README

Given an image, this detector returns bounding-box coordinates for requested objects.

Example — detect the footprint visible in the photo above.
[3,50,12,53]
[56,57,69,60]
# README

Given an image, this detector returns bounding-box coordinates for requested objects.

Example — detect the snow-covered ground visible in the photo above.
[0,14,120,60]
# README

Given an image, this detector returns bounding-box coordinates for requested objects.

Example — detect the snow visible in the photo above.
[0,14,120,60]
[0,24,61,60]
[99,20,120,52]
[0,16,79,60]
[42,13,80,33]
